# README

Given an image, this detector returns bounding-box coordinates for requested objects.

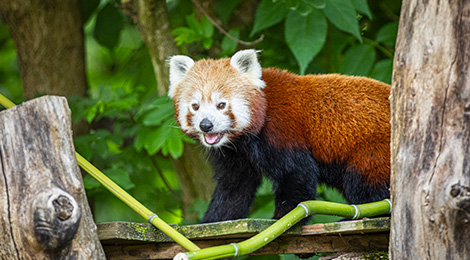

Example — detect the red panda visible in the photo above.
[168,49,390,223]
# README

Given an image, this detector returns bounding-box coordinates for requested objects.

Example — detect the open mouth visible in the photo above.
[203,133,224,145]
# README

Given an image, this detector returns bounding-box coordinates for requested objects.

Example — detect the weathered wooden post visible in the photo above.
[0,96,105,259]
[390,0,470,259]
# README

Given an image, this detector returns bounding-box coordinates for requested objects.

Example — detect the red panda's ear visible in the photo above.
[230,49,266,89]
[168,55,195,98]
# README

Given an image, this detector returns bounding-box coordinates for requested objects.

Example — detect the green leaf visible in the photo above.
[216,0,243,24]
[294,1,314,16]
[167,129,184,159]
[83,174,101,190]
[93,3,124,49]
[370,59,393,84]
[107,139,122,154]
[104,166,135,190]
[376,22,398,47]
[172,14,213,48]
[339,44,376,76]
[185,14,200,32]
[94,136,109,158]
[136,96,173,118]
[351,0,372,19]
[146,126,171,155]
[80,0,100,23]
[202,37,213,50]
[119,25,143,49]
[305,0,326,9]
[172,27,199,46]
[221,29,240,57]
[200,16,214,38]
[285,9,327,74]
[283,0,300,8]
[293,0,327,15]
[74,135,94,160]
[134,126,151,152]
[251,0,288,37]
[323,0,362,41]
[142,105,174,126]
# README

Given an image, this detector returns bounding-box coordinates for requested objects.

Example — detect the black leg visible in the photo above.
[340,172,390,204]
[272,171,318,219]
[201,150,262,223]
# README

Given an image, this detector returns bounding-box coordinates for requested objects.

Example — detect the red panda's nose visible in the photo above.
[200,118,214,132]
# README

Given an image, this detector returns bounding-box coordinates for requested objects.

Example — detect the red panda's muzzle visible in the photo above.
[204,133,224,145]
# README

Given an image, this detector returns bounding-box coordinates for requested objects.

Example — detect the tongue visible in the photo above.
[205,133,221,145]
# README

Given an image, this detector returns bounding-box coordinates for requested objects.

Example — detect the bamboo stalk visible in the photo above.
[80,152,202,252]
[0,94,15,109]
[174,200,391,260]
[0,93,200,252]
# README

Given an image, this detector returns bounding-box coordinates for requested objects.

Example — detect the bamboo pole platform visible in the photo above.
[98,217,390,259]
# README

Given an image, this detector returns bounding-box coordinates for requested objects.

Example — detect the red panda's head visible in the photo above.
[168,49,267,148]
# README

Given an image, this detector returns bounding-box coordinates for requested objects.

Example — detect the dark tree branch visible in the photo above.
[191,0,264,46]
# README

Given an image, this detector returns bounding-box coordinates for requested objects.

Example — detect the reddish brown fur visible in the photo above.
[259,68,390,187]
[173,57,390,188]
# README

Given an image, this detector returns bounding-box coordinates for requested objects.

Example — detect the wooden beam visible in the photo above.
[99,218,301,244]
[98,217,389,259]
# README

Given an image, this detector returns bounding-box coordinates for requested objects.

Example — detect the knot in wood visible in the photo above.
[450,183,461,197]
[32,188,81,251]
[53,195,74,220]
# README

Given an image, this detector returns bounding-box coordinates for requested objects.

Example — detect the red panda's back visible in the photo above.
[261,68,391,187]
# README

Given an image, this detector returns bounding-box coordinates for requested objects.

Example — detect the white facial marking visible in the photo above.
[168,55,195,98]
[177,88,253,147]
[231,94,251,131]
[192,92,230,134]
[230,49,265,89]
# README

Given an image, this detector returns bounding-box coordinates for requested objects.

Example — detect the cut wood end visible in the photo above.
[173,253,189,260]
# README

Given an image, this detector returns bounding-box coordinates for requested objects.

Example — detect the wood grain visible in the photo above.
[0,96,105,259]
[390,0,470,259]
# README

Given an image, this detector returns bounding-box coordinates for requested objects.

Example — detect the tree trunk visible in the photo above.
[390,0,470,259]
[121,0,214,221]
[122,0,179,97]
[0,0,88,100]
[0,96,105,259]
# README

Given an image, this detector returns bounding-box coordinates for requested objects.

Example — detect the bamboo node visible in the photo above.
[385,199,392,213]
[231,243,240,257]
[298,203,310,217]
[148,214,159,223]
[173,253,189,260]
[352,205,360,219]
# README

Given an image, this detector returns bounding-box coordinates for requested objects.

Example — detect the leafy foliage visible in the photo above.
[68,0,190,223]
[173,14,214,50]
[284,8,327,74]
[0,1,400,258]
[93,2,124,49]
[0,24,22,103]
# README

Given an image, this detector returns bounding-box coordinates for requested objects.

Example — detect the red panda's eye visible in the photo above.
[192,104,199,111]
[217,102,226,110]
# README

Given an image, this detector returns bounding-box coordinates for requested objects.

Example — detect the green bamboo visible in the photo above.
[0,94,15,109]
[76,153,200,252]
[175,199,391,260]
[0,93,200,252]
